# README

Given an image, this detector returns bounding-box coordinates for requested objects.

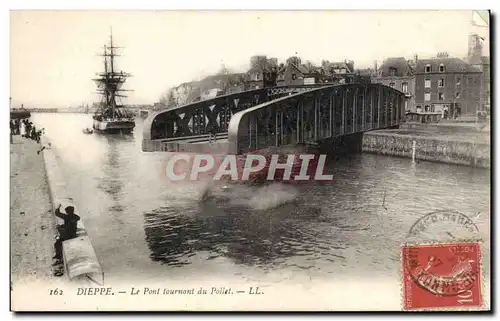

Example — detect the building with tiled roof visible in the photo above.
[376,57,414,77]
[243,56,279,90]
[372,57,416,111]
[479,56,491,112]
[320,60,356,84]
[281,57,324,86]
[415,56,481,74]
[414,53,482,116]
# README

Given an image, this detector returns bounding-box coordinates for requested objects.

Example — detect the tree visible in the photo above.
[166,90,177,108]
[217,64,230,75]
[305,60,314,73]
[286,56,301,66]
[159,88,177,109]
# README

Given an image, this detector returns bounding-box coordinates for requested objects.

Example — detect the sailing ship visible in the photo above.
[92,32,135,134]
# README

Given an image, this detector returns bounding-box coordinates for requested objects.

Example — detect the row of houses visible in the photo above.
[163,34,489,117]
[240,56,374,91]
[167,56,371,105]
[372,34,490,117]
[216,58,487,118]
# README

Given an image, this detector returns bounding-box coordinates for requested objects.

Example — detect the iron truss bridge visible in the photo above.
[142,83,407,154]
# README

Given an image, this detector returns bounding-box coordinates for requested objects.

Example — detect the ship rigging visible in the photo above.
[92,31,135,134]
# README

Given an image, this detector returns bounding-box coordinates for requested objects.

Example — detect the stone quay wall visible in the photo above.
[362,131,490,169]
[40,137,104,285]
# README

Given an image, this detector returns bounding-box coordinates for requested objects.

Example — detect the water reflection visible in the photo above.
[142,195,338,268]
[96,135,137,216]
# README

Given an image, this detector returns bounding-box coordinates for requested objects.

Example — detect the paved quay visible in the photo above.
[10,135,57,287]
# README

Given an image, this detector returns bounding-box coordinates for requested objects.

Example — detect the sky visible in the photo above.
[10,10,490,108]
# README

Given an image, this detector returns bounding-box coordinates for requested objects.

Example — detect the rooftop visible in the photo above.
[377,57,414,77]
[415,57,481,74]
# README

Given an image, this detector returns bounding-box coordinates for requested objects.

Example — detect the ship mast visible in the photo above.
[93,29,132,119]
[103,45,110,111]
[109,32,115,115]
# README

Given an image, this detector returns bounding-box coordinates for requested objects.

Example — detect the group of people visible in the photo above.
[10,118,44,143]
[9,119,21,135]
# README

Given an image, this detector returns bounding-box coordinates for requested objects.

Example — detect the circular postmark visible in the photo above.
[407,210,480,243]
[403,210,482,297]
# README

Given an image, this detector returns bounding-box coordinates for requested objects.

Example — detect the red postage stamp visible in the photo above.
[402,242,483,311]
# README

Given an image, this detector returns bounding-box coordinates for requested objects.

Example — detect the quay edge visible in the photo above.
[362,131,490,169]
[40,137,104,285]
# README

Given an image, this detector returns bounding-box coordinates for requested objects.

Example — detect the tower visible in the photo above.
[467,33,483,68]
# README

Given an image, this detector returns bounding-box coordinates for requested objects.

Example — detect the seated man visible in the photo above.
[53,204,81,266]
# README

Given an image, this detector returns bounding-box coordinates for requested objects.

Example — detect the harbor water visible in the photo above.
[31,113,491,307]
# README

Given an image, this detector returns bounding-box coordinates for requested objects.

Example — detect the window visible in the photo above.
[424,93,431,101]
[292,73,296,80]
[438,79,445,87]
[439,64,445,72]
[456,77,461,85]
[425,64,431,73]
[424,105,430,112]
[402,82,408,93]
[389,82,395,88]
[340,68,346,74]
[424,79,431,88]
[455,92,461,99]
[438,93,444,101]
[389,67,397,76]
[254,73,260,81]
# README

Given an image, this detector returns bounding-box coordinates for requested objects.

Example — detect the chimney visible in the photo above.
[437,52,449,58]
[414,54,418,63]
[374,60,378,74]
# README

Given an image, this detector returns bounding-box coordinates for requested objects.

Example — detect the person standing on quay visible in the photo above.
[15,119,20,134]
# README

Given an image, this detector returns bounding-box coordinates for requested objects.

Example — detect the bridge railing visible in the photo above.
[142,84,330,152]
[227,83,407,154]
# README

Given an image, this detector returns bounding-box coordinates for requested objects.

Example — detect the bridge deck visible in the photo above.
[142,84,406,154]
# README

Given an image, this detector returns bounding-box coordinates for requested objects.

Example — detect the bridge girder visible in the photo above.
[227,83,406,154]
[142,85,330,147]
[142,84,406,153]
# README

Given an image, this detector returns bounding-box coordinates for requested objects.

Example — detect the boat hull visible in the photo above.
[93,119,135,134]
[11,110,31,119]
